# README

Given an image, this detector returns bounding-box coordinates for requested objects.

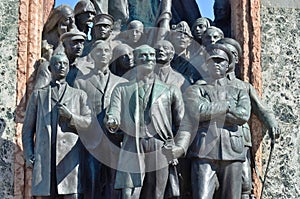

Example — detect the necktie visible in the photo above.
[98,71,108,91]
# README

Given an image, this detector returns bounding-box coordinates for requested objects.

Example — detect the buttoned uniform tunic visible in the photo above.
[181,78,251,161]
[226,71,277,147]
[22,84,91,196]
[226,71,278,195]
[178,78,251,199]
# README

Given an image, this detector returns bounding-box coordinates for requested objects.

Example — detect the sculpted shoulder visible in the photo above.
[195,79,207,86]
[110,72,128,84]
[228,77,250,91]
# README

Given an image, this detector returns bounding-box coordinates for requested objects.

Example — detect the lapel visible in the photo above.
[103,72,113,108]
[89,74,104,94]
[150,78,167,105]
[59,85,72,105]
[127,82,139,124]
[39,86,52,134]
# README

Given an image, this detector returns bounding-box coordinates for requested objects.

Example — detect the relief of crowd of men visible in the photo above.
[21,0,279,199]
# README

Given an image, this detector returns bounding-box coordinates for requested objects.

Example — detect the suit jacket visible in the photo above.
[179,78,251,161]
[75,71,127,116]
[227,72,278,147]
[155,66,190,92]
[106,78,184,188]
[74,71,127,167]
[22,84,91,196]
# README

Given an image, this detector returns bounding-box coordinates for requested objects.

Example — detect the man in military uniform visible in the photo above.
[170,21,202,84]
[217,38,279,199]
[167,44,251,199]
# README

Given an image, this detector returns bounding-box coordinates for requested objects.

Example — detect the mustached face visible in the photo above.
[135,47,156,75]
[64,39,84,60]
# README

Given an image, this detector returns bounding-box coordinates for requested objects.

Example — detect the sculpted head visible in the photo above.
[154,40,175,65]
[214,0,231,22]
[43,4,76,45]
[171,21,192,52]
[91,40,112,69]
[74,0,96,32]
[49,53,70,81]
[92,14,114,40]
[217,38,242,63]
[192,18,211,43]
[206,44,233,80]
[127,20,144,43]
[113,44,134,69]
[134,45,156,76]
[60,29,86,61]
[202,26,224,47]
[56,5,75,36]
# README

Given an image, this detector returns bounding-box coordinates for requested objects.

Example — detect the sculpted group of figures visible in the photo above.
[22,0,279,199]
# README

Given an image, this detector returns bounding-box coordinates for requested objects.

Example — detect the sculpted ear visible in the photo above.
[169,50,175,61]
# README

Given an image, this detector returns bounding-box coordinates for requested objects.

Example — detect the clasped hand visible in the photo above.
[58,103,72,119]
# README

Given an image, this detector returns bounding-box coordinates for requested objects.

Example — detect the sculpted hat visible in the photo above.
[60,28,86,42]
[127,20,144,30]
[93,14,114,26]
[217,38,242,58]
[172,21,193,38]
[74,0,96,15]
[205,43,233,65]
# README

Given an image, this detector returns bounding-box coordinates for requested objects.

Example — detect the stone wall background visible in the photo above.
[0,0,19,198]
[261,4,300,199]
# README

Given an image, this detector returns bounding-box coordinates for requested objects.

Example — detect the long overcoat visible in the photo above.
[22,84,91,196]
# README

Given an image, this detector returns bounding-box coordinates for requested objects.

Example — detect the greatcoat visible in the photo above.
[22,84,91,196]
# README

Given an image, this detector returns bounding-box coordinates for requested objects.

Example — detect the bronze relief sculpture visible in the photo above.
[21,1,279,198]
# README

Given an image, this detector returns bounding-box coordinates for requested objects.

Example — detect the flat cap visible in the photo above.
[60,28,86,42]
[93,14,114,26]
